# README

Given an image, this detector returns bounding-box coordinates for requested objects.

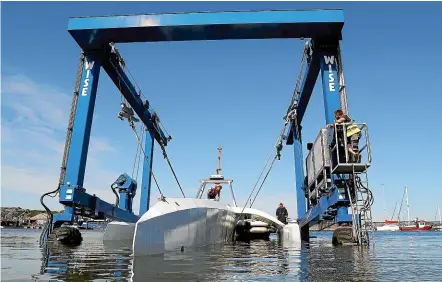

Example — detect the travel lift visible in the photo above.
[39,9,374,246]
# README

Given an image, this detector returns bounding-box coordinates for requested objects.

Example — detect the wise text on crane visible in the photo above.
[324,56,336,92]
[81,61,95,96]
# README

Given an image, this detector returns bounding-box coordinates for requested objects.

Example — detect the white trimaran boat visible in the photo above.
[104,147,300,256]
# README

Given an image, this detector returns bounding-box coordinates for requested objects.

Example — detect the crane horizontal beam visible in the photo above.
[68,9,344,49]
[56,190,140,224]
[299,188,352,228]
[98,46,169,146]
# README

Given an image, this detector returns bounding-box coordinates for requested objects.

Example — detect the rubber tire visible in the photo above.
[48,226,83,245]
[332,226,355,245]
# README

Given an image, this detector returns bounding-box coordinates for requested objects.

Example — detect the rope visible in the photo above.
[238,41,311,217]
[128,121,164,196]
[250,156,278,207]
[109,58,182,198]
[131,122,144,179]
[121,56,172,139]
[112,63,181,199]
[159,144,186,198]
[247,142,281,207]
[134,128,144,181]
[238,124,289,217]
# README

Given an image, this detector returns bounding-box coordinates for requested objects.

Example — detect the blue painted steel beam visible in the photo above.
[286,52,321,145]
[299,188,350,228]
[55,190,139,226]
[292,126,307,221]
[99,49,169,146]
[319,47,341,125]
[67,9,344,49]
[63,56,100,189]
[139,130,155,216]
[293,43,353,228]
[317,44,350,221]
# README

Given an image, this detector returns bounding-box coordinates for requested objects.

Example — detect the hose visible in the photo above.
[355,175,374,211]
[111,183,120,207]
[39,185,60,246]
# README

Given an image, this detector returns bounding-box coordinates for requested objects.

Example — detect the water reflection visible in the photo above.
[39,231,133,281]
[305,236,377,282]
[5,229,437,281]
[131,235,304,281]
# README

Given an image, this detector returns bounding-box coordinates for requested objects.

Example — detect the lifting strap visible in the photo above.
[128,121,164,197]
[158,142,186,198]
[250,155,278,207]
[112,63,186,198]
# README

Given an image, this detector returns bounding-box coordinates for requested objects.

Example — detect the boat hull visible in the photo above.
[103,221,136,241]
[399,225,432,231]
[133,198,236,256]
[376,224,400,232]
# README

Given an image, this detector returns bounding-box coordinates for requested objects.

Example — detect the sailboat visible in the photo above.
[433,206,442,231]
[399,187,432,231]
[375,184,400,231]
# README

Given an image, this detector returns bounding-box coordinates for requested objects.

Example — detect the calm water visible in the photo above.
[1,228,442,281]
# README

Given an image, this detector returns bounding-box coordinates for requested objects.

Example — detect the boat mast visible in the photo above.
[382,184,387,219]
[396,188,406,223]
[405,187,410,225]
[390,201,398,221]
[216,146,222,175]
[438,206,441,225]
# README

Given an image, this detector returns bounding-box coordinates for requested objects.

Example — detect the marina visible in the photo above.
[1,228,442,281]
[2,2,442,282]
[32,8,377,251]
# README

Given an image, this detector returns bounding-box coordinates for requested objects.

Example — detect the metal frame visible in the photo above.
[329,122,372,174]
[49,9,347,236]
[196,179,237,207]
[286,43,354,234]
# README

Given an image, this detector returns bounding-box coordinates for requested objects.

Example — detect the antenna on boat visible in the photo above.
[216,146,223,175]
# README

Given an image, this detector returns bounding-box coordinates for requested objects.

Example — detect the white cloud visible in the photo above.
[1,72,120,210]
[2,73,71,131]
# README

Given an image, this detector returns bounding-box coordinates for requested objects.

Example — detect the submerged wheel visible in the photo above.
[332,226,355,245]
[48,226,83,245]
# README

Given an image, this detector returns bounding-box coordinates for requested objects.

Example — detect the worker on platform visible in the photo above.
[327,109,361,163]
[207,185,222,200]
[276,203,288,224]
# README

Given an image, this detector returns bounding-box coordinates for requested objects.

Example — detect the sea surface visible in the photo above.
[1,228,442,281]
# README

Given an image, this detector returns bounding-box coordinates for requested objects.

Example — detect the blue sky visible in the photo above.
[1,1,441,222]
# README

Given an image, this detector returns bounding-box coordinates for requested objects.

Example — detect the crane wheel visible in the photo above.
[332,226,355,245]
[48,226,83,245]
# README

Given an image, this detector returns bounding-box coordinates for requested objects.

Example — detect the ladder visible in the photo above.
[348,164,375,246]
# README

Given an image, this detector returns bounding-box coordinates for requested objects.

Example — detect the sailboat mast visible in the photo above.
[382,184,387,219]
[391,201,398,221]
[438,206,441,225]
[405,187,410,224]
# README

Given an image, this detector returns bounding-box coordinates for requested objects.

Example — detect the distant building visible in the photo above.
[30,213,49,226]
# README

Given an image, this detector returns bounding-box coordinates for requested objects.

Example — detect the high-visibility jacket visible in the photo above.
[346,123,361,137]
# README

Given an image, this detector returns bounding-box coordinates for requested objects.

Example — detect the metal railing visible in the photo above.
[329,122,372,173]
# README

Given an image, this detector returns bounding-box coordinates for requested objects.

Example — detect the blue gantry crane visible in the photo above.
[40,9,373,246]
